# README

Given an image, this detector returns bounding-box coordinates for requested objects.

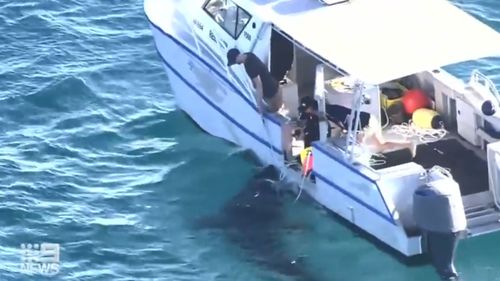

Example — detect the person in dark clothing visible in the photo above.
[227,48,283,113]
[270,30,294,82]
[298,96,320,148]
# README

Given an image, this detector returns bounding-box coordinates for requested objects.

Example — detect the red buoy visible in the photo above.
[401,89,431,115]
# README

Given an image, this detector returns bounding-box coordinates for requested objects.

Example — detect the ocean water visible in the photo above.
[0,1,499,281]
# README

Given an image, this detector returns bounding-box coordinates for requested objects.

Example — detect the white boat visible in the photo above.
[144,0,500,279]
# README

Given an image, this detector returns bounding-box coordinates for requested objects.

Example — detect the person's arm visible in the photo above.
[251,76,265,113]
[245,53,265,113]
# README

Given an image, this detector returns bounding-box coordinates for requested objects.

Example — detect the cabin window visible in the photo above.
[235,7,251,36]
[204,0,252,39]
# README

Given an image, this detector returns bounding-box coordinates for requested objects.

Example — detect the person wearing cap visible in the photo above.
[226,48,282,113]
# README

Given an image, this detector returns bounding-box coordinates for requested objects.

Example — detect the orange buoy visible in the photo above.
[401,89,431,115]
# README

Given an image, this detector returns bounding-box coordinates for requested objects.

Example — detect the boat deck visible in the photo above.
[374,135,489,196]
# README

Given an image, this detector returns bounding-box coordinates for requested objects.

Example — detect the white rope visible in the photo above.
[294,171,310,203]
[350,143,387,167]
[293,149,314,203]
[389,120,447,143]
[428,165,453,179]
[381,106,390,130]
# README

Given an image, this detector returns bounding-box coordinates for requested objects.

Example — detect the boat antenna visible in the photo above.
[345,79,368,162]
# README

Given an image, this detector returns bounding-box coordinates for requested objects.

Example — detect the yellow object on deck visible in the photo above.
[327,76,356,94]
[412,108,442,129]
[300,147,312,164]
[380,94,402,110]
[300,147,314,176]
[380,82,407,110]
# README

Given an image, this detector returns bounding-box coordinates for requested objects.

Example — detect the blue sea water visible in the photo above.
[0,1,499,281]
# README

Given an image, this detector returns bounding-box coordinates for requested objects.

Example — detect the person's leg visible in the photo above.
[264,87,283,113]
[372,135,416,157]
[361,126,417,157]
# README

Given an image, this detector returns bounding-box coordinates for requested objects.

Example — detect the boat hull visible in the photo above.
[149,18,284,166]
[145,1,424,258]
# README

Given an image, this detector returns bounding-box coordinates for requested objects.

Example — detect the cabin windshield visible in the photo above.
[204,0,252,39]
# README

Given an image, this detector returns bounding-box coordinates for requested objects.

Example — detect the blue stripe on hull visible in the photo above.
[313,172,395,225]
[312,142,396,225]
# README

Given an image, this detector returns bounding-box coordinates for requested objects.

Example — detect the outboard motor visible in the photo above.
[413,170,467,280]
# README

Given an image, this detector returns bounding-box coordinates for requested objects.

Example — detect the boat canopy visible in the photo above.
[234,0,500,84]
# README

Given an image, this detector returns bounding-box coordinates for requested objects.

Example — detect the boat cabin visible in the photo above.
[193,0,500,237]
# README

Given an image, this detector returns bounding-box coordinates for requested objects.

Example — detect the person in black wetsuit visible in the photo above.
[227,48,283,113]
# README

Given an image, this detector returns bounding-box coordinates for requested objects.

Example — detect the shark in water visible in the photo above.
[193,165,323,281]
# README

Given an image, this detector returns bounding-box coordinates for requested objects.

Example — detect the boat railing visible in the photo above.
[469,69,499,104]
[318,0,351,5]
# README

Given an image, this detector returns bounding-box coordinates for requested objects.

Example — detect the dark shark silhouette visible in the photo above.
[193,165,323,281]
[193,165,437,280]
